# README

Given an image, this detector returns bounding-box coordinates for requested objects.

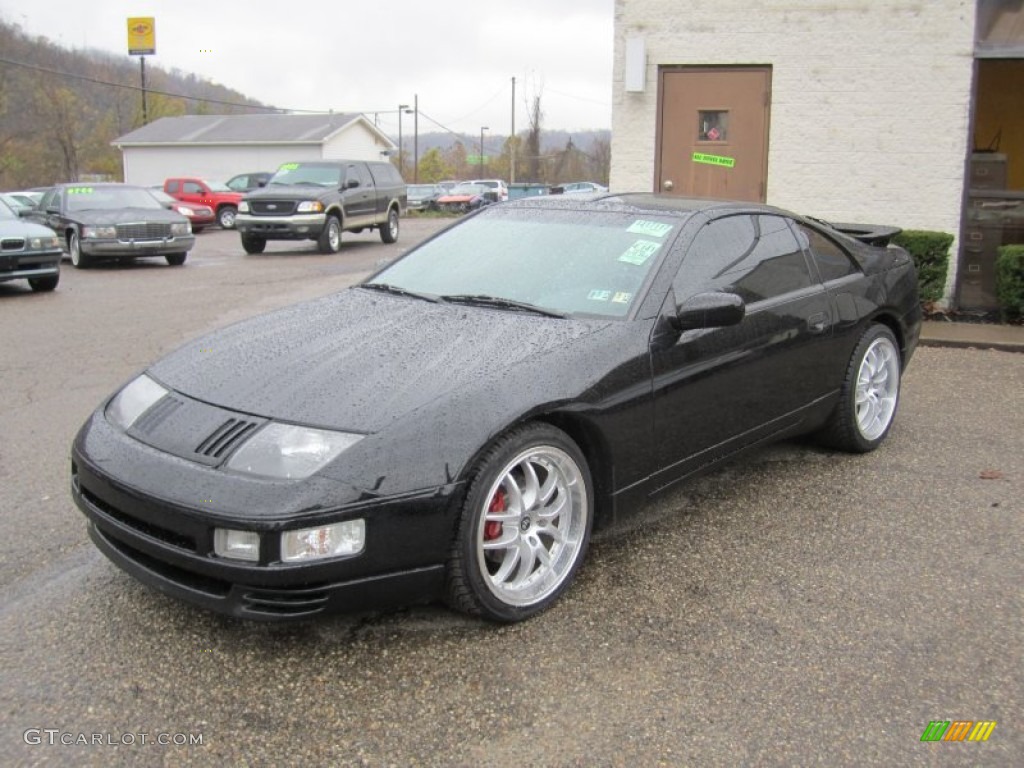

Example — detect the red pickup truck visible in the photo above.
[163,178,244,229]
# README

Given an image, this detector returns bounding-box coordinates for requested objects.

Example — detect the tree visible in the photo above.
[416,148,452,182]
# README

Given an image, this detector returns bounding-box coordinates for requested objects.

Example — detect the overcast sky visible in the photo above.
[1,0,615,138]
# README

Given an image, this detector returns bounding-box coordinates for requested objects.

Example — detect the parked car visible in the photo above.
[225,172,272,193]
[23,183,194,268]
[0,198,62,292]
[556,181,609,195]
[435,183,497,213]
[470,178,509,201]
[236,160,406,254]
[406,183,445,212]
[163,178,244,229]
[70,194,920,623]
[0,192,34,213]
[149,188,216,233]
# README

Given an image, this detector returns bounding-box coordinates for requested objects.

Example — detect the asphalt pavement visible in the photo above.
[0,221,1020,767]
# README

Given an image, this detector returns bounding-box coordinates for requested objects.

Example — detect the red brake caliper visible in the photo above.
[484,487,506,540]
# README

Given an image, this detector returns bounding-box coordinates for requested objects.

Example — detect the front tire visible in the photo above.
[446,424,593,622]
[241,235,266,254]
[380,207,400,243]
[165,252,187,266]
[69,232,90,269]
[29,273,59,292]
[819,324,902,453]
[217,206,237,229]
[317,215,342,254]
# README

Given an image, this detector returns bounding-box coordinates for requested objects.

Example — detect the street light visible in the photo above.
[397,104,411,177]
[480,126,489,174]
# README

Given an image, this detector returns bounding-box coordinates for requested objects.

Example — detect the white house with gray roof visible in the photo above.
[113,113,397,187]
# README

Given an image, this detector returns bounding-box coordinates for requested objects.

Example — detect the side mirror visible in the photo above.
[673,291,745,331]
[344,178,359,189]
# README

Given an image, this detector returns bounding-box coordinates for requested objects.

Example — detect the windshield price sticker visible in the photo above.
[587,289,612,302]
[692,152,736,168]
[627,220,673,238]
[618,240,661,266]
[278,163,299,171]
[67,187,95,195]
[611,292,632,304]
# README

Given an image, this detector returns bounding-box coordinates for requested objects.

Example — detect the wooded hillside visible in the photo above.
[0,18,268,189]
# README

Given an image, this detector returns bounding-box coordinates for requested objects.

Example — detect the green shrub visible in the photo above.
[892,230,954,304]
[996,245,1024,323]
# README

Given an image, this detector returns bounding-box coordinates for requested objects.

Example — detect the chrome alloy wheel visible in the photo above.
[476,446,589,607]
[855,336,900,441]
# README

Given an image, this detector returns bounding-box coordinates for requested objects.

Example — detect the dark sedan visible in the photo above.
[24,183,195,268]
[0,198,62,292]
[71,194,921,622]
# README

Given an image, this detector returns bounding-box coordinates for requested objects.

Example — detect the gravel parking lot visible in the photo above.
[1,221,1020,766]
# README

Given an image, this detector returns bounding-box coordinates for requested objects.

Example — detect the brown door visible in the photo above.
[655,66,771,202]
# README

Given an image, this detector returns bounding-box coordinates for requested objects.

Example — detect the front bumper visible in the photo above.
[80,236,195,257]
[0,248,61,281]
[236,213,327,240]
[71,411,458,620]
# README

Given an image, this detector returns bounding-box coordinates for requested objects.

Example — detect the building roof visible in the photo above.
[113,113,394,147]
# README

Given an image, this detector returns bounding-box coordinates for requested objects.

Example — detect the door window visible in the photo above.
[795,224,860,282]
[674,215,813,303]
[183,182,203,195]
[698,111,729,142]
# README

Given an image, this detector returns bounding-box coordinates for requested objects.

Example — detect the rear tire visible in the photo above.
[818,324,902,453]
[29,273,59,292]
[317,215,342,254]
[380,207,400,243]
[241,235,266,254]
[165,252,187,266]
[446,423,593,622]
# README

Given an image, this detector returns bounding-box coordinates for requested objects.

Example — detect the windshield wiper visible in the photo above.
[439,294,566,318]
[360,282,441,303]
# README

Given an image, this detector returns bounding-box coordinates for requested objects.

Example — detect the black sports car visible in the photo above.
[71,194,921,622]
[23,183,194,268]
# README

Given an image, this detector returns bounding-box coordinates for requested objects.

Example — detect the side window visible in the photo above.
[674,215,813,304]
[41,189,59,210]
[165,181,179,194]
[345,165,367,188]
[795,223,860,282]
[183,182,203,195]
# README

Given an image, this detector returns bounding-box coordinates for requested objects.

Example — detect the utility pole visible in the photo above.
[413,94,419,183]
[397,104,409,177]
[510,76,516,184]
[140,56,148,124]
[480,127,489,174]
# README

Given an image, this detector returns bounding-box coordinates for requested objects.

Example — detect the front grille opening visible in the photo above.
[241,586,331,616]
[196,418,259,459]
[82,486,196,551]
[99,529,230,597]
[1,238,26,251]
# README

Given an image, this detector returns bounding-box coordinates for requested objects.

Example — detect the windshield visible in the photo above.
[268,163,341,187]
[369,206,683,318]
[65,186,163,212]
[0,199,15,219]
[446,183,488,196]
[206,181,232,192]
[408,185,437,196]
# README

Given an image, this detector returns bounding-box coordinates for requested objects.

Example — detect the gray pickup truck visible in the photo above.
[235,160,406,254]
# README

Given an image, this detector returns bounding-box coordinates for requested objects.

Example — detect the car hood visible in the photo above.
[0,219,58,238]
[65,207,186,225]
[243,185,337,202]
[148,288,611,434]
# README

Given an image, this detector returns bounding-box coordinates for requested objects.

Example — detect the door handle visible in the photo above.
[662,180,674,192]
[807,313,827,333]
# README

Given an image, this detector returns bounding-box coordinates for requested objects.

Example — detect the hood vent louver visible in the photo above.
[196,418,259,459]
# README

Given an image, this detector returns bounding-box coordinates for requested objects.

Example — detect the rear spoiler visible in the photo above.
[818,220,903,247]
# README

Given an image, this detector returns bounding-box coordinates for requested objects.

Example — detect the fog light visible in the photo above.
[214,528,260,561]
[281,520,364,562]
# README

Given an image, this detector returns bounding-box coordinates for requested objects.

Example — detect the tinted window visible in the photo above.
[796,223,859,282]
[675,215,813,303]
[183,182,203,194]
[165,181,179,194]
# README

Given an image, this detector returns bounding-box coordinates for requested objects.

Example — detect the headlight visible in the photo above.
[106,375,168,430]
[296,201,324,213]
[225,423,362,480]
[282,520,365,562]
[82,226,116,239]
[170,222,191,236]
[238,201,249,213]
[30,235,60,249]
[177,206,196,216]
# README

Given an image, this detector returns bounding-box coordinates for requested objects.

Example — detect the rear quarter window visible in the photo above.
[796,223,861,282]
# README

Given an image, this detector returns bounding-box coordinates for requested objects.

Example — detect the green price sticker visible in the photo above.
[692,152,735,168]
[627,220,673,238]
[66,186,95,195]
[279,163,299,171]
[618,240,661,266]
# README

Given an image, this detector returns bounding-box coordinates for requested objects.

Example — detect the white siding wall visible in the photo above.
[322,122,395,162]
[612,0,977,301]
[122,145,323,187]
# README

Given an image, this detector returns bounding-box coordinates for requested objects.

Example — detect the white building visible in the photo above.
[611,0,1024,309]
[113,113,397,188]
